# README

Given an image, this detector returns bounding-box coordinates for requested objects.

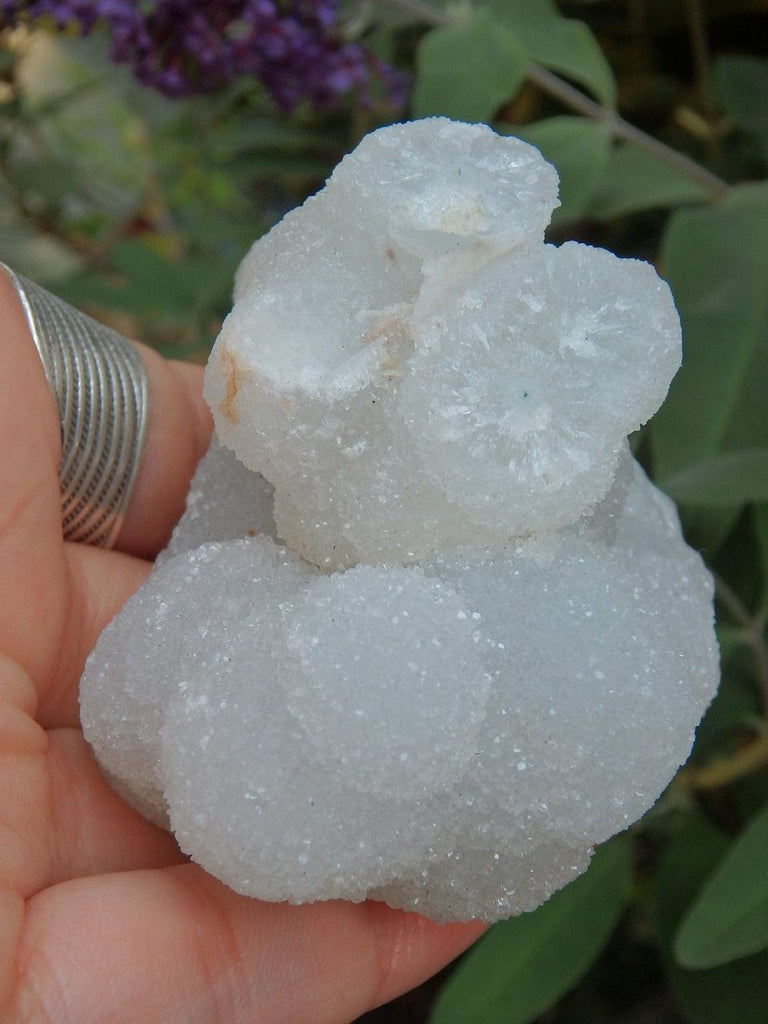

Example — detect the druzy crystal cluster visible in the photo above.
[81,120,719,923]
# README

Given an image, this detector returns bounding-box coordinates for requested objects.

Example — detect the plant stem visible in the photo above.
[686,732,768,791]
[383,0,731,198]
[683,0,711,96]
[715,573,768,717]
[526,64,729,197]
[386,0,444,25]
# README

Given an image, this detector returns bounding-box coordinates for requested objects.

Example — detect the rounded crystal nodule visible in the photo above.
[80,119,718,923]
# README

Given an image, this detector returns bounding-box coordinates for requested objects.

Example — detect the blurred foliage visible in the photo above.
[2,2,768,1022]
[430,835,634,1024]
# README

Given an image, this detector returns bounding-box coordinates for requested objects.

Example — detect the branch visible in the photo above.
[685,732,768,791]
[386,0,444,25]
[683,0,711,96]
[384,0,731,198]
[526,64,729,197]
[715,573,768,717]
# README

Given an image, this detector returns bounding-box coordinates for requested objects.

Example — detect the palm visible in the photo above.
[0,278,482,1023]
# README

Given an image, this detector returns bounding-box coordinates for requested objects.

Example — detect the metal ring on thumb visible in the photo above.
[1,261,149,548]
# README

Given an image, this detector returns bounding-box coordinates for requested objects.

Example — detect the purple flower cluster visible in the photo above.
[0,0,406,108]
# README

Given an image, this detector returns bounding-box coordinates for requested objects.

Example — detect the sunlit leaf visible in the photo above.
[412,13,528,122]
[512,116,610,224]
[429,835,632,1024]
[587,142,711,220]
[675,802,768,968]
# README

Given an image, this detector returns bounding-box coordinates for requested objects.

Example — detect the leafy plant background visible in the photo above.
[2,2,767,1021]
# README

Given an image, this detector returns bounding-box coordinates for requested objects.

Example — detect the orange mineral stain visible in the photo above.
[220,348,244,425]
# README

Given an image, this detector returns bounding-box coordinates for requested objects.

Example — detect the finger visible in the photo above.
[44,728,181,882]
[0,888,24,1018]
[1,657,181,901]
[0,270,67,690]
[39,543,150,728]
[11,866,485,1024]
[0,272,210,704]
[115,345,212,559]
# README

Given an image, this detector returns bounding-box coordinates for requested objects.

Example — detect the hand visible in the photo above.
[0,274,483,1023]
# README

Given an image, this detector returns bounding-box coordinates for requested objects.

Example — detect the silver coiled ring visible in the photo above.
[2,262,149,548]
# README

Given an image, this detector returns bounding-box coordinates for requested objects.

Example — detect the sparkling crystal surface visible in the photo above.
[80,119,718,923]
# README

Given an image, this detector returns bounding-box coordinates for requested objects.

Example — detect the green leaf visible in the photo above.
[485,0,616,106]
[661,450,768,506]
[711,55,768,155]
[226,151,334,180]
[512,116,610,224]
[6,157,80,209]
[651,183,768,554]
[59,240,209,320]
[0,47,16,76]
[412,13,528,122]
[587,143,711,220]
[650,183,768,481]
[429,835,632,1024]
[675,802,768,968]
[0,180,82,281]
[17,35,159,216]
[655,812,768,1023]
[206,117,338,159]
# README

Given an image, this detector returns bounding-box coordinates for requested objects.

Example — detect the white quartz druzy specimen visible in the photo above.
[204,118,681,567]
[80,118,718,924]
[159,438,276,565]
[81,462,718,923]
